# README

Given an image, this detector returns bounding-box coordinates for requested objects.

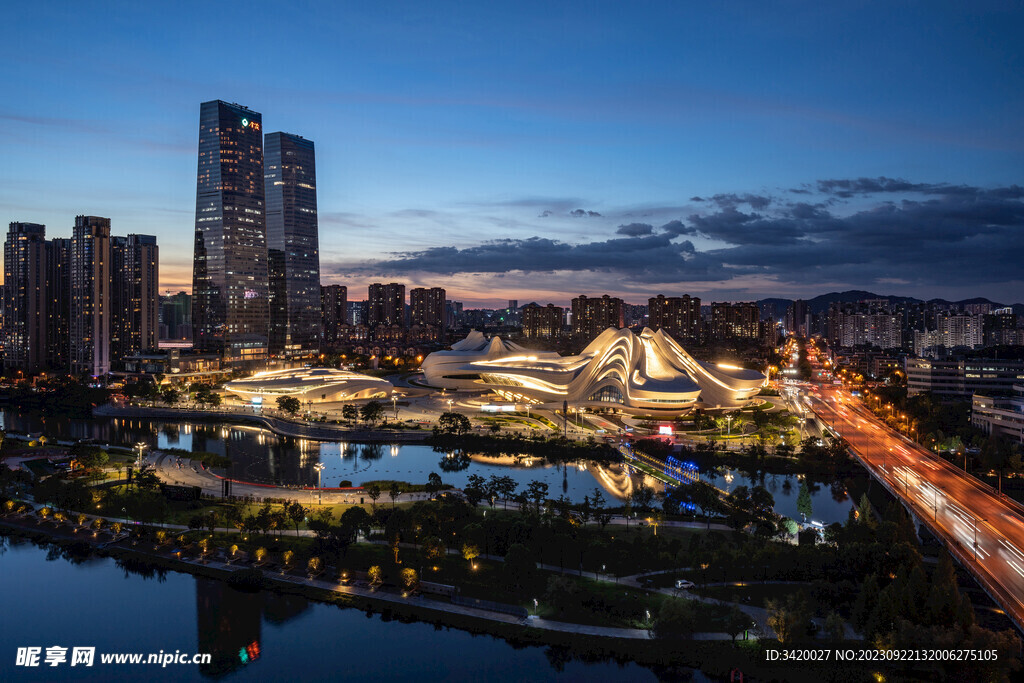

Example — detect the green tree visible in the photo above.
[276,396,302,415]
[796,480,813,522]
[981,435,1022,495]
[360,400,385,425]
[653,599,698,639]
[502,543,537,597]
[425,472,443,499]
[365,483,382,510]
[342,404,358,422]
[438,411,471,435]
[766,594,812,643]
[285,501,308,536]
[463,474,486,507]
[387,482,403,508]
[526,480,549,515]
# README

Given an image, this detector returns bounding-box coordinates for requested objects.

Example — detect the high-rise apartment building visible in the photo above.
[367,283,405,329]
[265,132,321,355]
[70,216,111,376]
[321,284,347,347]
[522,303,564,338]
[110,234,159,358]
[3,223,47,373]
[571,294,624,341]
[826,301,901,350]
[710,302,760,341]
[648,294,701,343]
[45,238,71,369]
[191,100,269,363]
[410,287,446,338]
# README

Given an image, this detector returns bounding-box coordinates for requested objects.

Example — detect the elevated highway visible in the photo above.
[803,383,1024,633]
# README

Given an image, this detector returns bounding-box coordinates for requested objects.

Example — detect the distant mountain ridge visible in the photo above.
[755,291,1023,319]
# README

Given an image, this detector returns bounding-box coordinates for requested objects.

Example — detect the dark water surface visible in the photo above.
[0,537,688,682]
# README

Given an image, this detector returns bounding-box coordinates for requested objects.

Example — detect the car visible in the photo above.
[675,579,695,590]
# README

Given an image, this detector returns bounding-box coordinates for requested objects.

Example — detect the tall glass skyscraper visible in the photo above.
[265,132,321,356]
[191,100,269,364]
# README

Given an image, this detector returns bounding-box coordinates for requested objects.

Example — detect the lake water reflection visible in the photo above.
[1,410,859,521]
[0,536,680,681]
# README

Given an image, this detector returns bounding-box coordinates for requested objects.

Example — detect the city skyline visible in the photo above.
[1,3,1022,306]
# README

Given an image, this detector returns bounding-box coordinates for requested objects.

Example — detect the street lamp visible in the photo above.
[134,441,147,470]
[446,398,453,413]
[314,462,326,506]
[725,415,733,435]
[391,395,398,422]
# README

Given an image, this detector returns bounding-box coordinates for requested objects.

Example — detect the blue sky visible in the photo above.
[2,1,1022,305]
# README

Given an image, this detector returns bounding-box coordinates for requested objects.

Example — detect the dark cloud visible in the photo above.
[330,179,1024,295]
[706,193,773,210]
[570,208,602,217]
[341,233,728,283]
[538,210,553,218]
[814,177,1024,200]
[615,222,653,236]
[659,219,696,235]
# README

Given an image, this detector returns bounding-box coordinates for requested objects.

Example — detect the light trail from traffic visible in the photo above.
[804,382,1024,631]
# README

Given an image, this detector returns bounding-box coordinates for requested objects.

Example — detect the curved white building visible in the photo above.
[421,330,565,390]
[423,328,765,414]
[225,367,393,403]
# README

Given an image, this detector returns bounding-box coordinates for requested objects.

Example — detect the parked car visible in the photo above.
[675,579,695,590]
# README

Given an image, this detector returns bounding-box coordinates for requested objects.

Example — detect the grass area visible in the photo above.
[693,583,812,609]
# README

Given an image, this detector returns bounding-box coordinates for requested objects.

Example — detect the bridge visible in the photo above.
[804,383,1024,634]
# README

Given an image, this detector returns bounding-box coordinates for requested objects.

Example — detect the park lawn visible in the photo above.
[693,583,813,609]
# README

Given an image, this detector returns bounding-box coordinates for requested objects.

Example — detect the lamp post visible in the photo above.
[314,462,325,506]
[391,395,398,423]
[134,441,147,470]
[726,415,733,435]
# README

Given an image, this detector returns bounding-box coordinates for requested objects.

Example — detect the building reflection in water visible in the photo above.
[195,577,309,678]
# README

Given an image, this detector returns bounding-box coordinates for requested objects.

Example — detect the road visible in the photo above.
[802,381,1024,631]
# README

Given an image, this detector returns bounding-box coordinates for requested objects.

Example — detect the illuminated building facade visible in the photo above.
[571,294,624,341]
[522,303,564,338]
[2,222,47,373]
[70,215,111,376]
[265,132,321,356]
[225,367,393,403]
[368,282,405,329]
[192,100,269,363]
[648,294,701,343]
[424,327,765,414]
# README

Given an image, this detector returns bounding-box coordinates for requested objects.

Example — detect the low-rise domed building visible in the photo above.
[225,367,393,404]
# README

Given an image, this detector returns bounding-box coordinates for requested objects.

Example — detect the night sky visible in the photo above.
[2,2,1022,306]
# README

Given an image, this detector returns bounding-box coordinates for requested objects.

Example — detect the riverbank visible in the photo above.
[0,516,789,680]
[95,404,430,443]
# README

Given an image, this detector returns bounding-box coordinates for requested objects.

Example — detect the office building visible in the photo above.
[265,132,321,355]
[70,216,111,376]
[648,294,701,343]
[906,357,1024,397]
[160,291,192,341]
[522,303,564,338]
[972,385,1024,445]
[191,100,269,363]
[2,223,47,373]
[321,284,347,347]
